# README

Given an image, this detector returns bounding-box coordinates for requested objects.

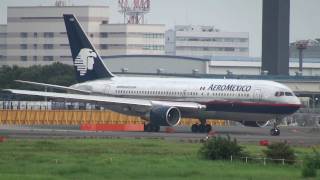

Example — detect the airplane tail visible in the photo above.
[63,14,114,83]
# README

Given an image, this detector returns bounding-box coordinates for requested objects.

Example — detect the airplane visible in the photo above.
[4,14,301,136]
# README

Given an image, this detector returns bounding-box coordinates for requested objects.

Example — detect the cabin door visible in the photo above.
[253,89,262,101]
[104,84,111,95]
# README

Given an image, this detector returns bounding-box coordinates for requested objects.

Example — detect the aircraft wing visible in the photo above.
[14,80,91,94]
[4,89,206,112]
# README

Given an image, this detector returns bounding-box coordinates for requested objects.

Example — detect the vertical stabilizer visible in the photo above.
[63,14,114,82]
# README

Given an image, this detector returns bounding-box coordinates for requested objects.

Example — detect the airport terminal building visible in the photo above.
[102,55,320,76]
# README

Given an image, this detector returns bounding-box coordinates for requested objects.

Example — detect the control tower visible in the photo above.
[118,0,150,24]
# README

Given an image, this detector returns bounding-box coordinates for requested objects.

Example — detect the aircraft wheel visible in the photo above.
[270,128,280,136]
[205,124,212,133]
[199,124,206,133]
[145,123,153,132]
[191,124,199,133]
[153,124,160,132]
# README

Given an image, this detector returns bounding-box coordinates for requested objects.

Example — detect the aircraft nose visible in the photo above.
[293,96,302,106]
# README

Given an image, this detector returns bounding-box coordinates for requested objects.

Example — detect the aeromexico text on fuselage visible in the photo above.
[199,84,251,92]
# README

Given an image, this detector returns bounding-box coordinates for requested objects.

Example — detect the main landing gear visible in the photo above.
[144,123,160,132]
[270,119,281,136]
[191,119,212,133]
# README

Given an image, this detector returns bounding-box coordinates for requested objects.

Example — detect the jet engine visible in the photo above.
[149,106,181,126]
[241,120,270,127]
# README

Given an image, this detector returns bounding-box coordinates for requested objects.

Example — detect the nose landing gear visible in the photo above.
[270,119,281,136]
[270,127,280,136]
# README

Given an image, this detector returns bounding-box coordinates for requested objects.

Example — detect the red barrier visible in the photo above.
[165,127,175,133]
[80,124,144,132]
[0,136,6,143]
[259,140,269,146]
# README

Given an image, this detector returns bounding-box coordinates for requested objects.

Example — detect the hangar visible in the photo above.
[102,55,210,74]
[102,55,320,76]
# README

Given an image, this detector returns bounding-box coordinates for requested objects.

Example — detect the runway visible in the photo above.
[0,125,319,146]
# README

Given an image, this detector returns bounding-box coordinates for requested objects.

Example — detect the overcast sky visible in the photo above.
[1,0,319,57]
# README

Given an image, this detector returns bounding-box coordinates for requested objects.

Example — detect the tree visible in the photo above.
[0,62,76,100]
[263,142,295,164]
[199,136,246,160]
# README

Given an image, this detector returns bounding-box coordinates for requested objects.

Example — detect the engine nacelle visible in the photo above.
[241,120,270,127]
[150,106,181,126]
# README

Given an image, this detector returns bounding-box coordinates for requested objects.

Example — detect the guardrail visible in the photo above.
[230,156,303,165]
[230,155,303,166]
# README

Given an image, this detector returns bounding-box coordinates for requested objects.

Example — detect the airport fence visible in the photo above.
[0,101,227,126]
[230,155,303,166]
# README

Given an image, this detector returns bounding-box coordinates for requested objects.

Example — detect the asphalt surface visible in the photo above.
[0,125,319,146]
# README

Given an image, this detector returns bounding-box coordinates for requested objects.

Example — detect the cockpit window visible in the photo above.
[285,92,293,96]
[275,91,284,96]
[275,91,294,97]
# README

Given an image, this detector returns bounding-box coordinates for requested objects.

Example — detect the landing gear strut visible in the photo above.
[270,119,281,136]
[144,123,160,132]
[191,119,212,133]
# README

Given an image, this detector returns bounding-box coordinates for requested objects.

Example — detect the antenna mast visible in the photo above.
[118,0,150,24]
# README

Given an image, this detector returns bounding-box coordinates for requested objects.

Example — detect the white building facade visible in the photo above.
[0,25,6,61]
[99,24,165,57]
[166,25,249,57]
[1,5,165,67]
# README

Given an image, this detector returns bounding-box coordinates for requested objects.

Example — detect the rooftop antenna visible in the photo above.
[55,0,67,6]
[118,0,150,24]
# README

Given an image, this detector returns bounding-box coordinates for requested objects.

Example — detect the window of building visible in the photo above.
[20,56,27,61]
[100,44,108,49]
[43,32,54,38]
[43,56,53,61]
[33,44,37,49]
[0,55,6,61]
[34,32,38,38]
[240,38,248,42]
[20,32,28,38]
[239,48,248,52]
[20,44,27,49]
[144,33,164,39]
[33,56,37,61]
[43,44,54,49]
[224,38,234,42]
[225,47,235,51]
[100,32,108,38]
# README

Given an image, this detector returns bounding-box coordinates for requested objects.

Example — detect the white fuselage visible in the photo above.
[71,76,301,122]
